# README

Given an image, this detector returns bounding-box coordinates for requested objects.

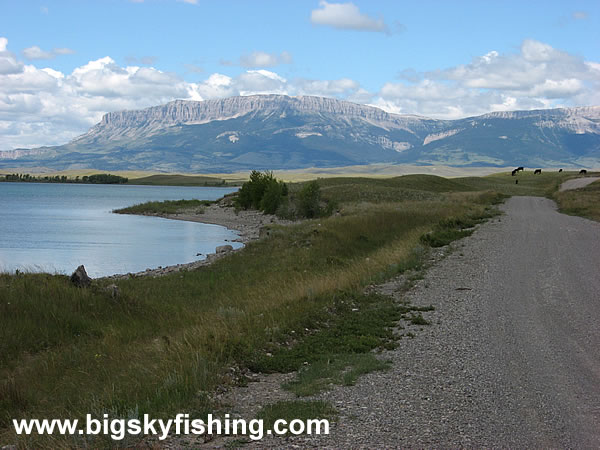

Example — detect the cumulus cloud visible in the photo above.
[0,39,366,150]
[377,39,600,119]
[0,40,206,149]
[23,46,54,60]
[0,54,24,75]
[310,1,388,33]
[22,45,75,60]
[1,36,599,150]
[295,77,360,97]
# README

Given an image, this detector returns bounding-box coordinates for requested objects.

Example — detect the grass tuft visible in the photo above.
[113,199,213,215]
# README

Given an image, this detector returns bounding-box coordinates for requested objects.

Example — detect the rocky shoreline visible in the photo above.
[102,204,295,281]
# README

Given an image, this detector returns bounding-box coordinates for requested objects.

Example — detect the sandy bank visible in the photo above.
[103,205,295,280]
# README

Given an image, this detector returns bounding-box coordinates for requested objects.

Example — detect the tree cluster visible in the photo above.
[235,170,327,219]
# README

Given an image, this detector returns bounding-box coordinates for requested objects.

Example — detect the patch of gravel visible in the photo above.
[558,176,600,191]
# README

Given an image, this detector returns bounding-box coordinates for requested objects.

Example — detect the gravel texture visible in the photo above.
[206,196,600,448]
[558,176,600,191]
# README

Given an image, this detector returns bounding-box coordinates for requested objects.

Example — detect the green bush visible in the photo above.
[261,179,288,214]
[236,171,289,214]
[236,172,331,219]
[298,181,322,218]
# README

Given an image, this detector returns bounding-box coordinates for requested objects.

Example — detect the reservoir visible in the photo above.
[0,183,240,277]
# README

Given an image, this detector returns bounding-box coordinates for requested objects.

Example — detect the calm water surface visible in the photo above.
[0,183,240,277]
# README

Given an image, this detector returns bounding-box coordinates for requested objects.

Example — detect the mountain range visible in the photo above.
[1,95,599,172]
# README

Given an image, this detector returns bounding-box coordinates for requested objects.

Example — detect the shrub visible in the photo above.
[236,172,330,219]
[298,181,322,218]
[261,179,288,214]
[236,171,289,214]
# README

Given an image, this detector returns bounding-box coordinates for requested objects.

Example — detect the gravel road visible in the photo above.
[265,196,600,448]
[559,176,600,191]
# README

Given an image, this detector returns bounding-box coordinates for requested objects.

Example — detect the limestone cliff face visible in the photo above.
[89,95,430,134]
[3,95,599,171]
[74,95,439,147]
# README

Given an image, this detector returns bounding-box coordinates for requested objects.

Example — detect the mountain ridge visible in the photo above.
[2,95,599,171]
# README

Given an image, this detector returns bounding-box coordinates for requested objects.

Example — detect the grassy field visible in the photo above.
[127,174,235,186]
[0,170,595,447]
[0,164,516,184]
[554,177,600,221]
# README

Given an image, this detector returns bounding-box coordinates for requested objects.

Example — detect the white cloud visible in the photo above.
[296,77,360,97]
[0,44,367,149]
[23,46,54,60]
[0,36,598,150]
[54,47,75,56]
[194,73,234,99]
[376,39,600,119]
[310,1,388,33]
[237,70,288,96]
[520,39,559,62]
[23,45,75,60]
[0,42,211,149]
[0,38,24,75]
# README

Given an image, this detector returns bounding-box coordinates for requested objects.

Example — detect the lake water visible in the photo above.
[0,183,241,277]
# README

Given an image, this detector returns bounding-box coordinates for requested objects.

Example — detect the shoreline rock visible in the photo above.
[70,265,92,287]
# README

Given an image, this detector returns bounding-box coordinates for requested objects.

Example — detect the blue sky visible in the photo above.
[1,0,599,149]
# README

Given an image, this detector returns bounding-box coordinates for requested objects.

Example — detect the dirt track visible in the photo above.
[263,196,600,448]
[559,176,600,191]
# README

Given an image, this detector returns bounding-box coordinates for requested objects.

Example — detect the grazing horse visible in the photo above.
[534,169,542,175]
[558,169,563,172]
[580,169,587,175]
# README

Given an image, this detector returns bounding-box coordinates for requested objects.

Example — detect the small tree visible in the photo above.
[236,170,287,212]
[260,179,288,214]
[297,180,321,218]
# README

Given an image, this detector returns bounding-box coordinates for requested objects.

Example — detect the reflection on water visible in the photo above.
[0,183,241,277]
